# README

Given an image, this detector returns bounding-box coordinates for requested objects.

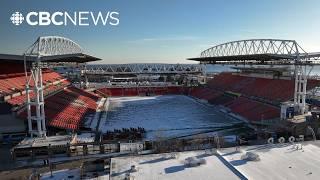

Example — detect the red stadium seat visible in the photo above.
[18,86,99,130]
[97,86,186,97]
[190,73,320,122]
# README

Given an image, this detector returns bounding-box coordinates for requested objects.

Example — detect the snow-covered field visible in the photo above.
[99,95,241,139]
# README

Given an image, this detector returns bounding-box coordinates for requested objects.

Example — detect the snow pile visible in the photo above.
[241,152,260,161]
[184,157,207,167]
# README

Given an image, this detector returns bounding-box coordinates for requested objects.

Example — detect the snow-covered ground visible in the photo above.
[219,141,320,180]
[110,150,240,180]
[98,95,241,139]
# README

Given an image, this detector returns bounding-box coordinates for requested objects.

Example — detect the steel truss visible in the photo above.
[26,36,83,56]
[84,64,204,75]
[24,36,84,137]
[200,39,306,58]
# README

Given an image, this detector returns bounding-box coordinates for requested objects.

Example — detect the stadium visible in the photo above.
[2,36,320,179]
[4,0,320,179]
[0,37,319,143]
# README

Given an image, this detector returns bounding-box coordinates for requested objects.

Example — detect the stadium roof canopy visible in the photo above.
[188,39,320,64]
[0,36,100,63]
[0,53,100,63]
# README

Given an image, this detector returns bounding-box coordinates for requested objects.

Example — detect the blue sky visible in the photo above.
[0,0,320,64]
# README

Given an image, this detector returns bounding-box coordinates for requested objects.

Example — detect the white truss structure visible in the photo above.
[26,36,83,56]
[199,39,310,115]
[200,39,306,58]
[84,64,204,75]
[24,36,84,137]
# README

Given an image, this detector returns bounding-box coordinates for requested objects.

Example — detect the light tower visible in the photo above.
[23,36,87,137]
[293,41,308,115]
[24,37,46,137]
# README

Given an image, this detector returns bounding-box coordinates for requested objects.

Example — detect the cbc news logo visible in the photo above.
[11,12,24,25]
[10,11,119,26]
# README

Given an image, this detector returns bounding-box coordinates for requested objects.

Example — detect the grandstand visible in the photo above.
[189,71,320,123]
[188,39,320,124]
[207,72,319,103]
[17,86,100,130]
[3,70,69,106]
[0,61,100,137]
[96,86,186,97]
[0,36,101,141]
